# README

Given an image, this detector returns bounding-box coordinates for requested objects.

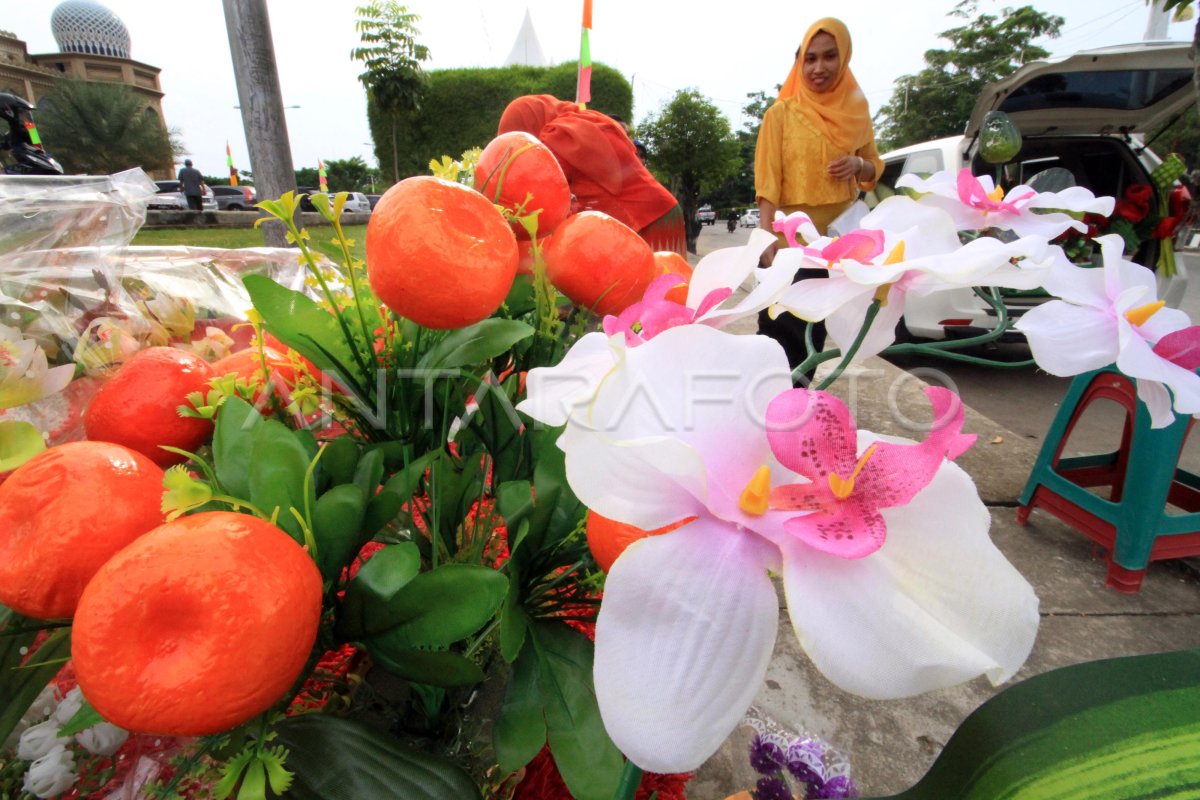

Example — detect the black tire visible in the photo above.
[228,204,244,211]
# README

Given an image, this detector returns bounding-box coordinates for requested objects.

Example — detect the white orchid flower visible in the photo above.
[520,230,791,426]
[0,324,74,410]
[16,718,62,762]
[23,744,76,799]
[896,168,1115,238]
[769,200,1060,362]
[75,721,129,756]
[526,325,1038,773]
[1016,234,1200,428]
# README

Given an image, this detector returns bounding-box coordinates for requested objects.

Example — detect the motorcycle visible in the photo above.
[0,92,64,176]
[727,216,737,233]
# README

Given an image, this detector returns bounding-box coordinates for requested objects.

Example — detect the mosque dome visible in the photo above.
[50,0,131,59]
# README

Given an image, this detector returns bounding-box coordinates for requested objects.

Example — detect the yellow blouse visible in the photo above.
[755,97,884,208]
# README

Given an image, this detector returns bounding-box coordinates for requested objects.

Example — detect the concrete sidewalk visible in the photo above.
[687,356,1200,797]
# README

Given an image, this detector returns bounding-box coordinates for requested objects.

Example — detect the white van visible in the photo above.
[874,41,1195,341]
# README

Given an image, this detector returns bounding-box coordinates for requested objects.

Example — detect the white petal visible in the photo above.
[1116,333,1200,420]
[774,275,874,323]
[700,250,801,329]
[594,520,780,773]
[860,197,962,255]
[824,288,906,363]
[1016,302,1118,377]
[517,332,614,427]
[1136,379,1177,429]
[1042,256,1110,307]
[779,460,1039,698]
[687,228,776,307]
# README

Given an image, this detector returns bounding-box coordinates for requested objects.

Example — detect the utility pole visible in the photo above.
[223,0,294,247]
[1144,0,1171,40]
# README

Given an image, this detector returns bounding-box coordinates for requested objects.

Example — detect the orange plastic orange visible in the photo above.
[83,347,214,467]
[653,251,693,305]
[475,131,571,238]
[0,441,165,619]
[366,176,519,330]
[73,511,323,735]
[543,211,657,317]
[586,510,693,573]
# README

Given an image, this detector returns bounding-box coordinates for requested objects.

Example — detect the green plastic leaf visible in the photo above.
[311,484,368,580]
[869,649,1200,800]
[1026,166,1075,194]
[370,564,508,649]
[339,542,422,638]
[368,646,486,688]
[417,318,534,370]
[58,698,104,737]
[497,557,529,663]
[213,396,262,500]
[352,446,385,496]
[533,621,623,800]
[236,760,266,800]
[0,419,45,472]
[362,450,437,535]
[320,437,360,487]
[0,623,71,745]
[243,274,368,394]
[493,636,546,774]
[162,464,214,521]
[248,418,313,540]
[273,714,483,800]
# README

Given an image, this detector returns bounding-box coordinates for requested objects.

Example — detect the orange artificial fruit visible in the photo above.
[0,441,165,619]
[585,510,694,573]
[83,347,215,467]
[475,131,572,238]
[73,511,323,736]
[653,251,694,305]
[543,211,657,317]
[366,176,519,330]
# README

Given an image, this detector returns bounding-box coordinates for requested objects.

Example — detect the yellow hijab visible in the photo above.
[777,18,873,154]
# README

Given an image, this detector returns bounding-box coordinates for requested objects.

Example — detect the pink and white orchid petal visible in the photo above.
[779,460,1039,699]
[821,229,886,263]
[1042,255,1110,307]
[773,275,872,323]
[517,331,616,427]
[774,211,821,247]
[824,289,906,363]
[766,389,858,479]
[687,229,776,307]
[699,256,798,329]
[1135,379,1177,429]
[1026,186,1115,218]
[1128,304,1190,343]
[1116,332,1200,424]
[1153,327,1200,370]
[1015,301,1118,377]
[860,197,963,256]
[595,519,781,773]
[1099,235,1157,303]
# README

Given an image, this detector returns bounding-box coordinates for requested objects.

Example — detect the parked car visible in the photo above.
[343,191,372,214]
[366,194,383,210]
[740,208,761,228]
[154,180,217,212]
[873,40,1195,341]
[211,185,256,211]
[696,204,716,225]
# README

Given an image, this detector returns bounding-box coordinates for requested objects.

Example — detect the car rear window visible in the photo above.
[1000,68,1192,114]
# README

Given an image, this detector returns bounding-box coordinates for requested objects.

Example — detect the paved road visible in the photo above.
[693,222,1200,470]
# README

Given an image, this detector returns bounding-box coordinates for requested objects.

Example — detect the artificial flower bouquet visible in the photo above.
[2,123,1200,800]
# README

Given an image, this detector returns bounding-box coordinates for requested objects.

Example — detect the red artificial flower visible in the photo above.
[1154,216,1181,241]
[1170,185,1192,220]
[1083,212,1108,238]
[513,746,691,800]
[1115,184,1153,223]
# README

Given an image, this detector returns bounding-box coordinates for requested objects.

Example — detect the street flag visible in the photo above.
[226,141,238,186]
[318,159,328,193]
[576,0,592,107]
[25,120,41,147]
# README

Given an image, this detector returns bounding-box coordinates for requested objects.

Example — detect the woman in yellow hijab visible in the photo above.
[755,18,884,372]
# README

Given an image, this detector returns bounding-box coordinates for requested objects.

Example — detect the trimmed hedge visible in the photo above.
[368,61,632,183]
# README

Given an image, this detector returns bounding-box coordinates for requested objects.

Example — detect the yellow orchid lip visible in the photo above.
[1124,300,1165,328]
[828,443,878,501]
[987,185,1006,203]
[739,465,772,516]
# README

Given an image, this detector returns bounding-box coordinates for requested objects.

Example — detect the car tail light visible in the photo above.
[939,319,974,327]
[241,187,253,202]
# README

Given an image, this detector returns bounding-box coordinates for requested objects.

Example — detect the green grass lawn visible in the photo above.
[131,224,368,263]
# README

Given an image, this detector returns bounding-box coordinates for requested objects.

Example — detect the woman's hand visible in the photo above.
[828,155,864,181]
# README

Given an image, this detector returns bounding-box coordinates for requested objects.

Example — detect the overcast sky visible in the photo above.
[1,0,1191,178]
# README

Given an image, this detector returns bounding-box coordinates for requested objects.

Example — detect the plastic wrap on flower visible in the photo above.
[723,708,858,799]
[0,169,157,257]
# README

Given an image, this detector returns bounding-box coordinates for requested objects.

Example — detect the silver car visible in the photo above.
[154,180,217,212]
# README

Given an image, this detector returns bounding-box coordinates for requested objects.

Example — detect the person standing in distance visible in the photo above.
[754,18,884,374]
[177,158,205,211]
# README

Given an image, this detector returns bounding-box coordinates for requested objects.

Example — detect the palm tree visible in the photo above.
[34,79,179,176]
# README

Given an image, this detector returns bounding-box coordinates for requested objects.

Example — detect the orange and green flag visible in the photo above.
[576,0,593,108]
[226,141,238,187]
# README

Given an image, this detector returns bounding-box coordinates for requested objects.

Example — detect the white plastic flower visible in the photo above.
[52,686,84,726]
[23,744,76,799]
[1016,233,1200,428]
[0,324,74,409]
[16,718,62,761]
[76,722,129,756]
[524,324,1039,773]
[770,199,1060,362]
[897,168,1115,237]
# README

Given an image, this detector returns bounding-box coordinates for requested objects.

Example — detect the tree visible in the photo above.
[34,79,179,176]
[874,2,1062,150]
[352,2,431,183]
[705,90,776,213]
[325,156,374,192]
[639,89,741,253]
